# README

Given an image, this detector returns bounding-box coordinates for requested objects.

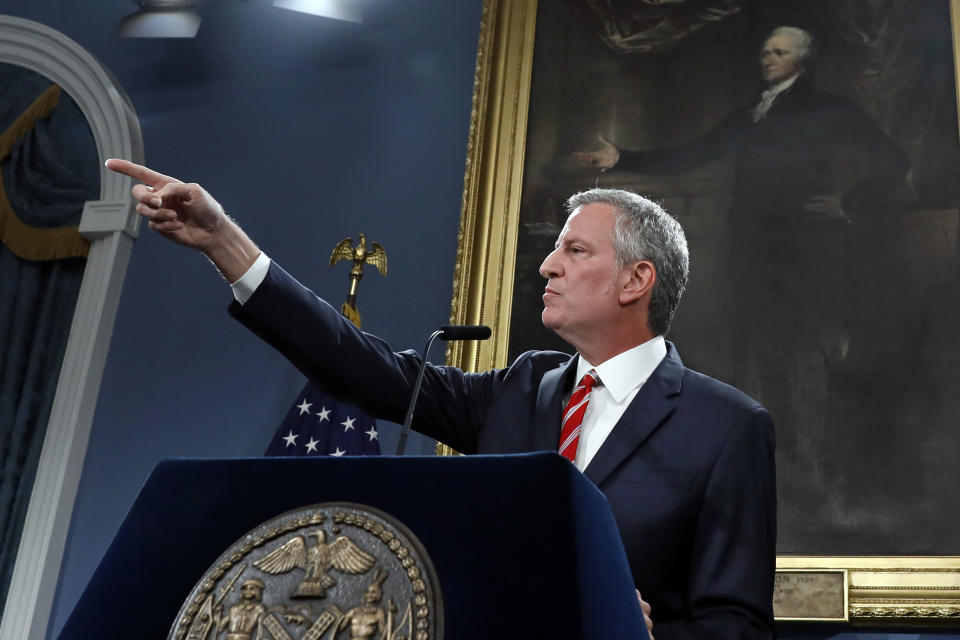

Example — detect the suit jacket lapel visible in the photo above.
[584,344,684,486]
[532,355,578,452]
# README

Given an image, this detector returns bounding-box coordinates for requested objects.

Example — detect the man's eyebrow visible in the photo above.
[556,235,592,250]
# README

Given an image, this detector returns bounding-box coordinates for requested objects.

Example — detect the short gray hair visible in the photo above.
[565,189,689,336]
[766,26,816,64]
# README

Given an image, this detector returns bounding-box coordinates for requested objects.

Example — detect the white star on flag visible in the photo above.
[265,381,381,457]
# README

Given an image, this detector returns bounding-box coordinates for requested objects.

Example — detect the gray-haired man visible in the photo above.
[107,158,777,639]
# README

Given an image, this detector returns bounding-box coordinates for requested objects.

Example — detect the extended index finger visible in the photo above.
[105,158,182,188]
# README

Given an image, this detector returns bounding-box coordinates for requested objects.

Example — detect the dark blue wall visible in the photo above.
[0,2,956,639]
[1,0,477,635]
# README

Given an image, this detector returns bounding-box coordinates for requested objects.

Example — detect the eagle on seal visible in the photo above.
[253,529,375,598]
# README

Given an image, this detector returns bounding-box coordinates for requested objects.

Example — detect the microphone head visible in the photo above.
[439,324,492,341]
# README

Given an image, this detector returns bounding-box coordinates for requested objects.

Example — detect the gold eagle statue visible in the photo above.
[253,529,376,598]
[329,233,387,328]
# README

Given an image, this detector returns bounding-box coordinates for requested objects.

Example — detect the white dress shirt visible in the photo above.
[572,337,667,472]
[230,251,271,304]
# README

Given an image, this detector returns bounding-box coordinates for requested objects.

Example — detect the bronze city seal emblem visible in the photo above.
[169,502,443,640]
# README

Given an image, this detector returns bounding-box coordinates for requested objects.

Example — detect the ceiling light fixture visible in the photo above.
[117,0,202,38]
[272,0,362,24]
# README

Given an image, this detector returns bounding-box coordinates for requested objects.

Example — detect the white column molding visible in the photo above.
[79,200,139,240]
[0,16,143,640]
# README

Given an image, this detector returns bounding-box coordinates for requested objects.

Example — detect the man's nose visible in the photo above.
[539,250,561,278]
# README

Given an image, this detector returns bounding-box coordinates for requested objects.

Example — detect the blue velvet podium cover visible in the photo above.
[58,452,647,639]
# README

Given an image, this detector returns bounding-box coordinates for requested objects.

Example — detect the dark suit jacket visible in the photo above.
[231,262,777,640]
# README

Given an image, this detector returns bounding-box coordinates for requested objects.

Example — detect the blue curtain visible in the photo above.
[0,63,98,613]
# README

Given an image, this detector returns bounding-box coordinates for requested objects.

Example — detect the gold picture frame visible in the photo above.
[445,0,960,624]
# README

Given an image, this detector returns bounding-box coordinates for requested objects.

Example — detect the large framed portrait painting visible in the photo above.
[448,0,960,624]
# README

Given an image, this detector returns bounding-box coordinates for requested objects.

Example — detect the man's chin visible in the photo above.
[541,310,556,331]
[541,311,567,338]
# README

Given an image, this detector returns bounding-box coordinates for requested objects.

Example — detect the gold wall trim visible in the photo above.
[446,0,537,374]
[953,0,960,138]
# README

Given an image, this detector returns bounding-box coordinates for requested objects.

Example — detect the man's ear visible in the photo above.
[620,260,656,305]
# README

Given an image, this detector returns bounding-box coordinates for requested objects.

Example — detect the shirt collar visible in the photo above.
[763,72,800,98]
[576,335,667,403]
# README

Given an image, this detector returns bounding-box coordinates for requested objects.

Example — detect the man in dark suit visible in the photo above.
[106,159,776,640]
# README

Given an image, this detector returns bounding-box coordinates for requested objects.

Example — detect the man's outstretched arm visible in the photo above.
[105,158,260,282]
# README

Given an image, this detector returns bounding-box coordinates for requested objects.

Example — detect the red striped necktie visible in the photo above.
[558,369,599,462]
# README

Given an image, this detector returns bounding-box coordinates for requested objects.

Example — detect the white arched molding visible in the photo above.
[0,16,143,640]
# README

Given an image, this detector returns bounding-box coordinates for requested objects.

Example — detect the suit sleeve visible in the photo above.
[614,112,750,175]
[228,261,499,453]
[657,406,777,640]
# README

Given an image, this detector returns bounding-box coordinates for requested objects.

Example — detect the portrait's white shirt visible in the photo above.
[573,336,667,472]
[752,72,800,122]
[231,252,667,472]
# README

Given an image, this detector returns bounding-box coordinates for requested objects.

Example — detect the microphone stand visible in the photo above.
[395,325,490,455]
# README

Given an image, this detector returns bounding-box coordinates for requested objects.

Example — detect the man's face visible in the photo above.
[241,583,262,602]
[760,33,804,85]
[539,202,626,347]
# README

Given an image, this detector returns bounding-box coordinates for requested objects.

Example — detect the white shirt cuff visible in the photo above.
[230,251,271,305]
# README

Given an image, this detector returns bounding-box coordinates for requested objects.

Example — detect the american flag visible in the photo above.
[264,381,380,457]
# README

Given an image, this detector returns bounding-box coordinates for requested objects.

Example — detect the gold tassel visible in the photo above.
[0,84,91,261]
[0,85,62,157]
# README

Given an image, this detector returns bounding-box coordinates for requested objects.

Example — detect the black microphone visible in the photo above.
[439,324,491,341]
[395,324,491,455]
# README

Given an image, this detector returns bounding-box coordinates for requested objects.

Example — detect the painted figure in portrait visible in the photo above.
[510,0,960,555]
